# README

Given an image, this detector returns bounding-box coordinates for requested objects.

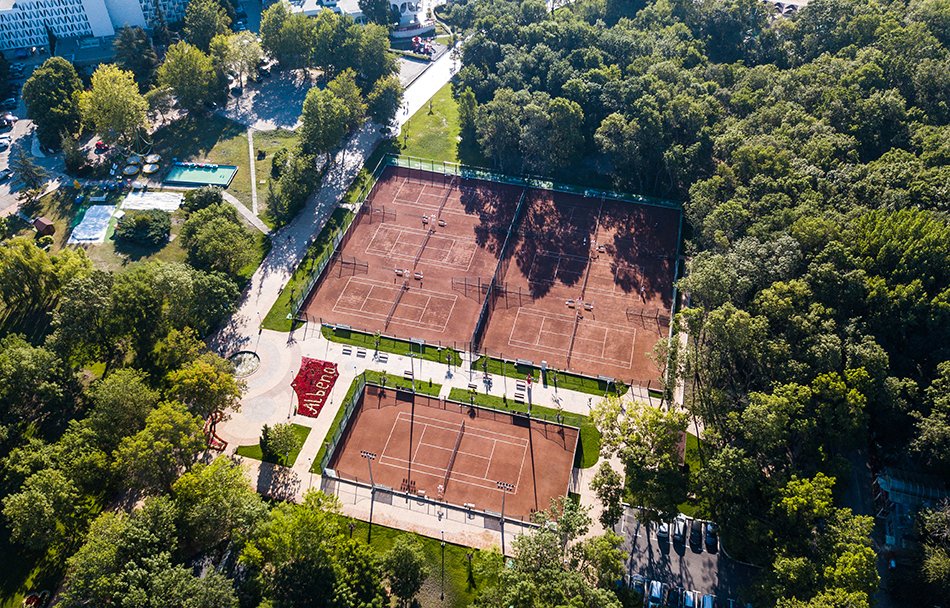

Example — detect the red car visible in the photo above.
[95,141,109,152]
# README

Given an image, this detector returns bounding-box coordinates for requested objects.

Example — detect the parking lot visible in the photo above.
[621,507,758,606]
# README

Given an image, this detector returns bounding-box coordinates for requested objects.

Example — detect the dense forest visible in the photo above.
[441,0,950,605]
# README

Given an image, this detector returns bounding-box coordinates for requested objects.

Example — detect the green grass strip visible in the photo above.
[471,356,628,397]
[335,514,492,607]
[363,369,442,397]
[322,325,463,366]
[262,208,353,331]
[446,388,601,469]
[235,423,311,466]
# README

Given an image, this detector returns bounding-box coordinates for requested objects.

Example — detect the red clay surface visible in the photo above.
[292,358,339,417]
[480,191,680,384]
[303,166,522,348]
[329,385,578,519]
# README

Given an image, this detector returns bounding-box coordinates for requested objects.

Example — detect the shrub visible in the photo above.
[182,186,224,212]
[114,210,171,246]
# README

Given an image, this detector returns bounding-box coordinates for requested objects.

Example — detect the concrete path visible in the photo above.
[220,190,270,234]
[247,128,259,215]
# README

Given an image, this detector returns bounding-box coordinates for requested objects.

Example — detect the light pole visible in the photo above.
[361,450,377,542]
[496,481,514,556]
[440,530,445,601]
[409,352,415,392]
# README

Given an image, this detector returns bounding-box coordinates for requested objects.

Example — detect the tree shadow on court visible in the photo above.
[512,192,598,299]
[457,179,522,255]
[597,202,679,305]
[257,462,301,501]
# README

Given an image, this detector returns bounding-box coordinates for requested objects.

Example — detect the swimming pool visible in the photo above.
[164,162,238,187]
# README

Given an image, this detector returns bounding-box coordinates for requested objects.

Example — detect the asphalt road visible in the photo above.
[621,507,758,605]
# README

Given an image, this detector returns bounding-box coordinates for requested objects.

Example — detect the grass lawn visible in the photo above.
[363,369,442,397]
[262,207,353,331]
[677,432,703,517]
[446,387,601,468]
[251,129,299,223]
[322,325,463,366]
[471,355,628,398]
[21,190,190,273]
[150,115,252,208]
[235,423,311,466]
[340,516,495,607]
[396,82,464,163]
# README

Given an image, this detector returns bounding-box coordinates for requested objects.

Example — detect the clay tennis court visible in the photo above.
[329,384,578,518]
[480,192,681,383]
[303,166,523,346]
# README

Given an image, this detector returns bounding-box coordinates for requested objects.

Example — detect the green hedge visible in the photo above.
[446,388,601,469]
[471,356,628,397]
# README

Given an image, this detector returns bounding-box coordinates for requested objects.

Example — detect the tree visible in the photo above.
[59,497,239,608]
[113,26,158,89]
[210,31,262,88]
[47,271,115,366]
[367,75,402,125]
[179,203,256,277]
[359,0,393,25]
[157,41,216,114]
[182,185,224,212]
[591,398,689,520]
[0,333,76,423]
[356,24,397,89]
[260,1,315,69]
[569,532,626,589]
[165,353,244,419]
[590,462,625,531]
[8,147,48,204]
[60,132,86,175]
[113,401,206,494]
[172,457,266,554]
[184,0,231,51]
[266,149,319,225]
[86,368,160,451]
[327,69,366,132]
[261,422,301,465]
[114,210,171,246]
[79,64,147,147]
[21,56,82,148]
[913,361,950,472]
[2,468,79,551]
[383,535,429,607]
[144,85,175,125]
[299,87,347,160]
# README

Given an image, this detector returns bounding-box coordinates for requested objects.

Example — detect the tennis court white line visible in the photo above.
[394,411,530,447]
[365,224,477,271]
[506,308,636,367]
[333,277,456,332]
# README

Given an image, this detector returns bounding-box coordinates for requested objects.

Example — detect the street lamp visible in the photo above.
[440,530,445,601]
[496,481,514,556]
[361,451,377,542]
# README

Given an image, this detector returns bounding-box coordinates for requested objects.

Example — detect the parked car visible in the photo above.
[0,140,10,151]
[673,515,687,544]
[3,114,17,122]
[1,98,16,109]
[629,574,646,596]
[647,580,666,608]
[0,168,12,181]
[656,521,670,541]
[683,590,699,608]
[690,518,704,549]
[701,594,716,608]
[705,522,719,552]
[230,86,243,97]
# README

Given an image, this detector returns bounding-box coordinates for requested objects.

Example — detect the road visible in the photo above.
[621,507,758,604]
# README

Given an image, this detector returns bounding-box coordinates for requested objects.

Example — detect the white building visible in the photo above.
[0,0,188,52]
[287,0,435,38]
